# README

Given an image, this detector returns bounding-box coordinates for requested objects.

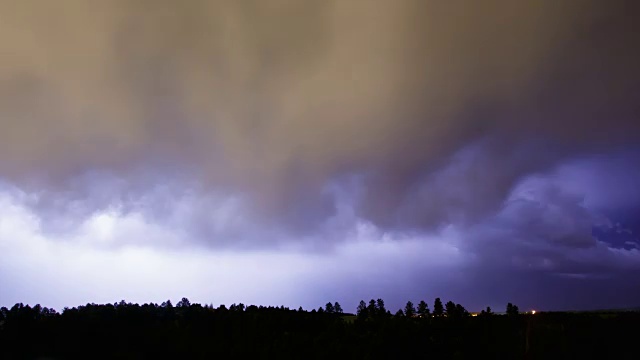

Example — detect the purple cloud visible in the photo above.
[1,1,640,311]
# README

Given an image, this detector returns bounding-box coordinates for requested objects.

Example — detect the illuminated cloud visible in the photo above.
[0,0,639,310]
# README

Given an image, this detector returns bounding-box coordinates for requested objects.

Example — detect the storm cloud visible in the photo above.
[1,0,639,311]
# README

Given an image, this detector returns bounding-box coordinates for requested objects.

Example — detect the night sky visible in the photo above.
[1,1,640,313]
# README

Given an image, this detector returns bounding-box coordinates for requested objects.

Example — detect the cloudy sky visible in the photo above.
[1,0,639,313]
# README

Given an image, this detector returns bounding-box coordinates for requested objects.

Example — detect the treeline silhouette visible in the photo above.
[1,298,638,359]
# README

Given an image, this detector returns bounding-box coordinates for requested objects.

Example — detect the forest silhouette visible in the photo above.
[1,298,638,359]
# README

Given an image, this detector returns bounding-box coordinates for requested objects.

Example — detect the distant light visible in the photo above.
[531,310,536,315]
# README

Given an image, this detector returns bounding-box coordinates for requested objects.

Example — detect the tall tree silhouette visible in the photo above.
[325,302,335,314]
[357,300,368,320]
[455,304,468,317]
[367,299,376,317]
[334,302,343,314]
[445,301,457,317]
[433,298,444,317]
[376,299,386,317]
[404,301,416,318]
[417,300,430,318]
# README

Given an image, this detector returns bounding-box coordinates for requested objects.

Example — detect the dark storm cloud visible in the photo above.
[4,0,640,313]
[0,0,639,247]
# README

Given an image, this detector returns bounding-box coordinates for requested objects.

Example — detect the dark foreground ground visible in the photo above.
[1,302,639,359]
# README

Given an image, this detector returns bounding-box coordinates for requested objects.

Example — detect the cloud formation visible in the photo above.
[2,0,639,230]
[1,0,639,310]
